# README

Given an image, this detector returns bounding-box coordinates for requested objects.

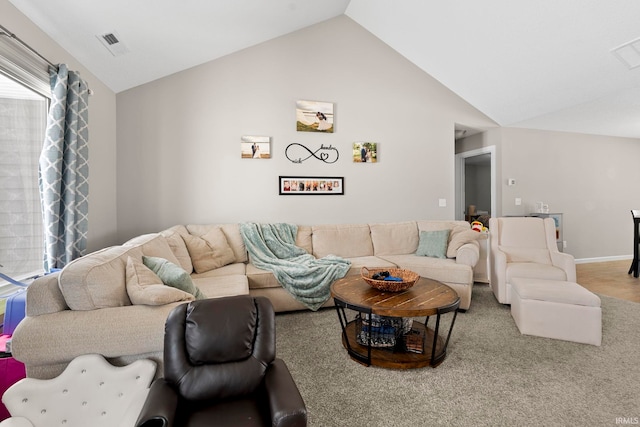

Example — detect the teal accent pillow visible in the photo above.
[416,229,450,259]
[142,256,205,300]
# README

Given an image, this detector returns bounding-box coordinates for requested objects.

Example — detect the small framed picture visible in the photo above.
[241,136,271,159]
[279,176,344,195]
[296,100,334,133]
[353,142,377,163]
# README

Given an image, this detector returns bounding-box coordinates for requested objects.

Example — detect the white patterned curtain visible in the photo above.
[39,64,89,271]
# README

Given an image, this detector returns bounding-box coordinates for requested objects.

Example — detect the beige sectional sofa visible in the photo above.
[12,220,480,379]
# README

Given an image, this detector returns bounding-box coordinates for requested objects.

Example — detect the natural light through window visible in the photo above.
[0,72,47,283]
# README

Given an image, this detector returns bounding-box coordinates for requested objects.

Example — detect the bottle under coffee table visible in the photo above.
[330,275,460,369]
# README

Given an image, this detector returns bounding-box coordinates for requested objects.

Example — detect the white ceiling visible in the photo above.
[8,0,640,138]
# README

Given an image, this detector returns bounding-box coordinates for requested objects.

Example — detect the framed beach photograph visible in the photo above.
[353,142,378,163]
[296,100,334,133]
[241,136,271,159]
[279,176,344,195]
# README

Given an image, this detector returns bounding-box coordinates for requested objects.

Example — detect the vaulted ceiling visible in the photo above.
[9,0,640,138]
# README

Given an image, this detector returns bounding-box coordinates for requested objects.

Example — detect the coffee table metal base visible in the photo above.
[334,302,458,369]
[331,276,461,369]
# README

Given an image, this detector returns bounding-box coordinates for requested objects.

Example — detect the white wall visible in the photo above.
[116,16,496,241]
[2,0,118,252]
[458,127,640,260]
[499,127,640,260]
[9,3,635,261]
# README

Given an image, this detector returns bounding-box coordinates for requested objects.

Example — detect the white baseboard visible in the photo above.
[575,255,633,264]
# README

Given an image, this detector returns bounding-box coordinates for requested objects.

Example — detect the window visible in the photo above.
[0,25,51,295]
[0,26,51,290]
[0,72,47,283]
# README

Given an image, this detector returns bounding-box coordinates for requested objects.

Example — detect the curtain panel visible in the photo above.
[39,64,89,271]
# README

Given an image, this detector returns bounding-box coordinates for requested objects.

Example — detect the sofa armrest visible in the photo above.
[264,358,307,427]
[136,378,178,427]
[489,246,508,303]
[25,272,68,316]
[454,241,479,268]
[550,251,577,282]
[11,303,178,369]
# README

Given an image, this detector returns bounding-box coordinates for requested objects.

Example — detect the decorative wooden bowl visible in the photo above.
[361,267,419,292]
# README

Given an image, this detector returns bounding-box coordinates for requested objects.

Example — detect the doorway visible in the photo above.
[455,146,496,222]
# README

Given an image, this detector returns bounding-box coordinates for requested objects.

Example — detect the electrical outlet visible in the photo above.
[439,198,447,207]
[563,241,567,249]
[515,198,522,206]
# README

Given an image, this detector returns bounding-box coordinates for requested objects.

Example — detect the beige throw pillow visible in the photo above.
[125,257,195,305]
[446,226,481,258]
[182,228,236,274]
[160,226,194,273]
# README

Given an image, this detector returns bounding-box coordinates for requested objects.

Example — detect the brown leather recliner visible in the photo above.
[135,295,307,427]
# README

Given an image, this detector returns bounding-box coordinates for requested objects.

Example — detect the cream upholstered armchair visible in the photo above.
[0,354,156,427]
[489,217,576,304]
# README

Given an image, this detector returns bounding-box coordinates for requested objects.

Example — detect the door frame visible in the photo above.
[454,146,496,221]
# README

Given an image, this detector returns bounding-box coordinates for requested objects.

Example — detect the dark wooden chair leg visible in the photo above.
[629,210,640,278]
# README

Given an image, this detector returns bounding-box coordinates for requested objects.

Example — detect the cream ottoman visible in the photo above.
[510,278,602,346]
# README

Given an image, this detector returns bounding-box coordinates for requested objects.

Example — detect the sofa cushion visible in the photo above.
[506,262,568,283]
[194,275,250,299]
[496,217,549,249]
[380,254,472,285]
[499,246,552,264]
[416,229,450,258]
[125,257,195,305]
[246,264,281,290]
[160,225,194,273]
[511,278,600,307]
[182,228,236,273]
[343,256,397,277]
[187,224,248,263]
[247,256,396,288]
[295,225,313,253]
[417,220,469,232]
[312,224,373,258]
[123,233,182,267]
[191,262,246,280]
[370,221,418,255]
[59,245,138,310]
[446,226,481,258]
[143,256,205,300]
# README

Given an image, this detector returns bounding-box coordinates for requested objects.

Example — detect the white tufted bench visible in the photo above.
[510,278,602,346]
[0,354,156,427]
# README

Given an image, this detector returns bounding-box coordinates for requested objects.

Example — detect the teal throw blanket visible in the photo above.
[239,223,351,311]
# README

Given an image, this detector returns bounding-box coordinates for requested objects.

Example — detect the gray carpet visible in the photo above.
[275,284,639,427]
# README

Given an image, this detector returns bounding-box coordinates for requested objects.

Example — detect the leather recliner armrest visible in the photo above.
[135,378,179,427]
[264,358,308,427]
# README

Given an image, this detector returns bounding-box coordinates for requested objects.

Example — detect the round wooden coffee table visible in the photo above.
[330,275,460,369]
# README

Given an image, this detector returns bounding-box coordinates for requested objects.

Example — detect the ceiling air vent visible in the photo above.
[611,37,640,70]
[97,31,130,57]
